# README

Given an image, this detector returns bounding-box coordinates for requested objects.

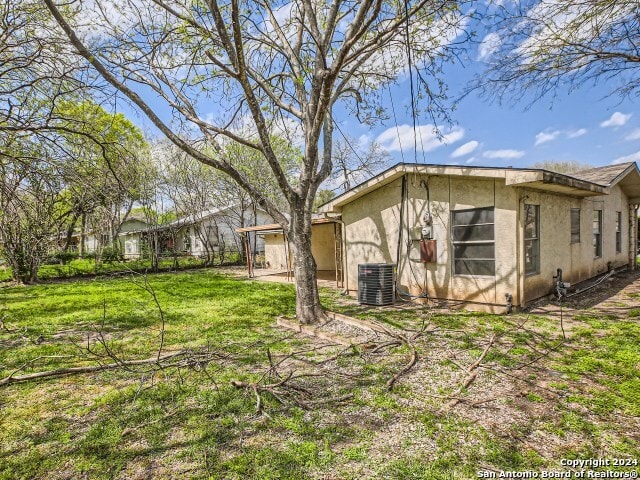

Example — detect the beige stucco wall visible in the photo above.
[341,174,519,310]
[263,223,337,272]
[310,223,337,270]
[264,234,290,270]
[521,185,630,302]
[340,173,634,310]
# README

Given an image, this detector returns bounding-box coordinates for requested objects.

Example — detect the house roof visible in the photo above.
[236,217,336,234]
[570,163,634,185]
[318,162,640,213]
[165,204,250,228]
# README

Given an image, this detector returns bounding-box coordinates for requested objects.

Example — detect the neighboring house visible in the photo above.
[119,218,151,259]
[318,162,640,312]
[53,217,151,258]
[169,205,274,257]
[82,217,152,259]
[121,205,274,260]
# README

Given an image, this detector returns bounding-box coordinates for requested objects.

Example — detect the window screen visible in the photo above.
[593,210,602,258]
[452,207,495,276]
[616,211,622,254]
[524,205,540,275]
[570,208,580,244]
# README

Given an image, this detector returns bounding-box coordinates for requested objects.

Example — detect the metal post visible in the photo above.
[629,204,638,271]
[244,234,253,278]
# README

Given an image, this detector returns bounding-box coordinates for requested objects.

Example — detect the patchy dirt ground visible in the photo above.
[283,269,640,477]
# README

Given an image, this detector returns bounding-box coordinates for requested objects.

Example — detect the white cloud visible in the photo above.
[483,149,525,159]
[477,32,501,61]
[534,130,561,146]
[612,151,640,165]
[567,128,588,138]
[625,129,640,141]
[451,140,479,158]
[465,157,477,164]
[601,112,632,128]
[376,124,464,152]
[357,133,373,147]
[535,128,588,146]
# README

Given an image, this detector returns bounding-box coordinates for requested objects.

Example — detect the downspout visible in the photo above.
[629,203,638,271]
[395,175,408,293]
[517,191,528,307]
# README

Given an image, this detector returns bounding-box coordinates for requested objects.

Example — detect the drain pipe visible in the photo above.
[556,265,623,299]
[504,293,513,314]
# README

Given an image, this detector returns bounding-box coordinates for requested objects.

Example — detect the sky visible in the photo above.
[341,57,640,171]
[113,3,640,175]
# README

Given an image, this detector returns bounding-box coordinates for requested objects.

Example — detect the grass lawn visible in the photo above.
[0,255,236,283]
[1,270,639,479]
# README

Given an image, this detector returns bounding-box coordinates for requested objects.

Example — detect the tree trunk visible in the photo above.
[289,208,325,325]
[151,231,159,272]
[62,212,79,254]
[79,213,86,258]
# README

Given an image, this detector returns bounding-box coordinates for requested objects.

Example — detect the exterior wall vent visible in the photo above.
[358,263,395,306]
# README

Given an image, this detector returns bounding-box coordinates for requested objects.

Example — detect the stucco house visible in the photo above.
[318,162,640,312]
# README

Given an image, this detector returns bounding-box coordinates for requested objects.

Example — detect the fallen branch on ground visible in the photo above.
[231,377,353,414]
[0,349,219,386]
[368,319,434,392]
[443,334,496,411]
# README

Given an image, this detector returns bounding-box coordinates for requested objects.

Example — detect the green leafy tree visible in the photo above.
[53,100,148,259]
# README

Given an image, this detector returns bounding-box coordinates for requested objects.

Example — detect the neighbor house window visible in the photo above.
[616,211,622,253]
[452,207,495,276]
[524,204,540,275]
[570,208,580,244]
[593,210,602,258]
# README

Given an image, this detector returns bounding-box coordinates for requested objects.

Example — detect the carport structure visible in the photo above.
[236,217,343,288]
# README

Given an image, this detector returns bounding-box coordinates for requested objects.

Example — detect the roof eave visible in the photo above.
[506,170,608,196]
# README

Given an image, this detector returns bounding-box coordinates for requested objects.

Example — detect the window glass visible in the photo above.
[570,208,580,244]
[452,207,495,276]
[593,210,602,258]
[524,204,540,275]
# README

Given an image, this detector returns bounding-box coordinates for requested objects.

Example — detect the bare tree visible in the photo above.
[44,0,469,324]
[330,135,390,192]
[478,0,640,102]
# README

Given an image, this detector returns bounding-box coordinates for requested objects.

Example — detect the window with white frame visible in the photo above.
[451,207,495,276]
[593,210,602,258]
[524,204,540,275]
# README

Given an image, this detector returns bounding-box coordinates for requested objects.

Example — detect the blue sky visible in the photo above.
[115,6,640,174]
[343,58,640,171]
